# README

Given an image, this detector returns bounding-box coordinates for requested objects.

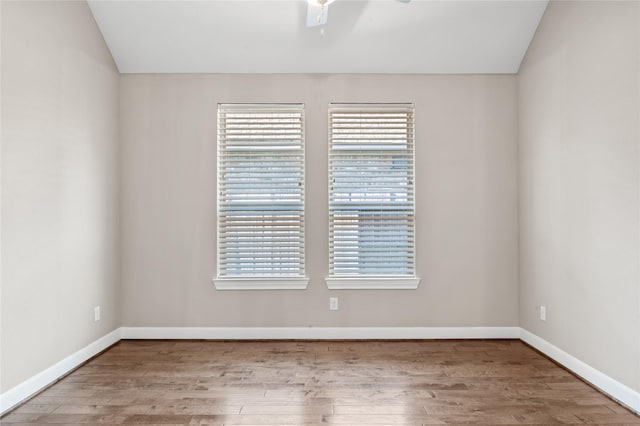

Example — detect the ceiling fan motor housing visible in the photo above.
[308,0,335,6]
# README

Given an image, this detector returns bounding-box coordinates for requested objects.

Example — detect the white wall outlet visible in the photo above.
[94,306,101,322]
[329,297,338,311]
[539,305,546,321]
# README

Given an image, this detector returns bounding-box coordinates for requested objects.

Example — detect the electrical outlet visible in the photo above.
[539,305,546,321]
[329,297,338,311]
[94,306,101,322]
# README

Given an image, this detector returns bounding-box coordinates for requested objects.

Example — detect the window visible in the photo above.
[214,104,308,290]
[327,103,419,289]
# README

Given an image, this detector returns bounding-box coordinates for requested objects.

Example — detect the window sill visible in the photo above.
[213,277,309,291]
[325,277,420,290]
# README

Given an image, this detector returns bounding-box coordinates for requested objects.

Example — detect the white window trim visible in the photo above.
[216,103,307,284]
[214,277,309,291]
[325,276,420,290]
[327,103,418,288]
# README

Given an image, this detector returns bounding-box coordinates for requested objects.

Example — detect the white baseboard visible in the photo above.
[520,328,640,415]
[3,327,638,417]
[0,328,121,416]
[120,326,521,340]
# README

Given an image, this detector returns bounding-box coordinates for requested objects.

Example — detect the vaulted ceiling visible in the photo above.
[87,0,548,74]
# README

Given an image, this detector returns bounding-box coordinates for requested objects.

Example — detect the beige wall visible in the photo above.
[119,74,519,328]
[1,1,120,392]
[518,1,640,392]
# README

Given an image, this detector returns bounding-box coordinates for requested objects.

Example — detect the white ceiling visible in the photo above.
[87,0,548,74]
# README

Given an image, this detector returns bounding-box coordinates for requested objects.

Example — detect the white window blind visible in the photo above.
[329,103,415,277]
[217,104,305,278]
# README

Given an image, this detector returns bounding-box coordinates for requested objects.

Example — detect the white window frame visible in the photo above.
[214,103,308,290]
[326,103,419,290]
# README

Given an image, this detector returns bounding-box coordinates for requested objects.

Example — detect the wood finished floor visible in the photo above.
[2,340,639,425]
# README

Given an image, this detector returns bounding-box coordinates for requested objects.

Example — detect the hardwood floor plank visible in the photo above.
[320,414,430,424]
[2,340,638,425]
[332,405,426,415]
[238,404,332,415]
[50,405,152,415]
[10,405,59,415]
[190,414,323,425]
[145,405,242,415]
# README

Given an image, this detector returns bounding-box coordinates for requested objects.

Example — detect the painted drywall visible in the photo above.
[119,74,519,328]
[1,1,120,392]
[518,1,640,392]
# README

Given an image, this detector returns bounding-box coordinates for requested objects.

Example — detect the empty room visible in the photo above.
[1,0,639,424]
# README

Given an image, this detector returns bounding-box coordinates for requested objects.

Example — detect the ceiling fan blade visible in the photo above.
[306,3,328,27]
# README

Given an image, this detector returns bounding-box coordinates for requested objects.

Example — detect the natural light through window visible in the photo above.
[326,103,419,290]
[214,104,308,290]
